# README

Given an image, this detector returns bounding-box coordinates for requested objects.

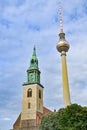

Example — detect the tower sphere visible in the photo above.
[56,32,70,53]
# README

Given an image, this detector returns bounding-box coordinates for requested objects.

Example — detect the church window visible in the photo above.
[28,103,31,109]
[27,89,32,97]
[39,103,40,109]
[31,59,34,64]
[39,90,41,99]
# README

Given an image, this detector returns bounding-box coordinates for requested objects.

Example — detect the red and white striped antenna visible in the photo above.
[58,0,63,33]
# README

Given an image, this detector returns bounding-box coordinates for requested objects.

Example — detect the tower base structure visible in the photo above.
[13,107,51,130]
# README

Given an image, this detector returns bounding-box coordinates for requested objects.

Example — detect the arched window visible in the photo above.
[31,59,34,64]
[27,88,32,97]
[39,90,41,99]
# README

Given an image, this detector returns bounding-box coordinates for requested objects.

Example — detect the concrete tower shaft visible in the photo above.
[57,0,71,107]
[56,33,71,107]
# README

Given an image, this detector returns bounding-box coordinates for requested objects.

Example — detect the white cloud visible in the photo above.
[0,0,87,130]
[3,117,11,121]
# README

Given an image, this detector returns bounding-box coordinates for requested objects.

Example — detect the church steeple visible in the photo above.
[24,46,40,85]
[29,46,38,70]
[21,47,44,125]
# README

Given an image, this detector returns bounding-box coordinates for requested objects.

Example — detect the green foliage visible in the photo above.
[39,112,60,130]
[39,104,87,130]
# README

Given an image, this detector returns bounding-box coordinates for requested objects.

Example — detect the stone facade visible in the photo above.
[21,84,43,121]
[13,114,39,130]
[13,126,39,130]
[13,107,51,130]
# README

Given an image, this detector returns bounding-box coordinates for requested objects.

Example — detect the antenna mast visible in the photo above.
[56,0,71,107]
[58,0,63,33]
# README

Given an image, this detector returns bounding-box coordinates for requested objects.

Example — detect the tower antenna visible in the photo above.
[58,0,63,33]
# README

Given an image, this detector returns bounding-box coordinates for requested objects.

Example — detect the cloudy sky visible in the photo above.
[0,0,87,129]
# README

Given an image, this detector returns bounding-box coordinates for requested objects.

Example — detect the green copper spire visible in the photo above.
[29,46,38,70]
[26,46,40,84]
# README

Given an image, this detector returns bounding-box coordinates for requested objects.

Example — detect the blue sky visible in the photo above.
[0,0,87,129]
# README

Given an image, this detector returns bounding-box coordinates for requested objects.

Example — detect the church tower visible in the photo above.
[21,46,44,127]
[56,1,71,107]
[13,47,51,130]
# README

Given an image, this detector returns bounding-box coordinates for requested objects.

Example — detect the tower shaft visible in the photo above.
[57,0,71,107]
[56,32,71,107]
[61,51,71,107]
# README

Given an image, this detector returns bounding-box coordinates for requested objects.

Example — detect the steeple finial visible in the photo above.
[33,45,36,56]
[58,0,63,33]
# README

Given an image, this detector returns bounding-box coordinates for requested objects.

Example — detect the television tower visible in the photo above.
[56,0,71,107]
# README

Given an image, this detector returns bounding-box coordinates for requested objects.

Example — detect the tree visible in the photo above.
[39,104,87,130]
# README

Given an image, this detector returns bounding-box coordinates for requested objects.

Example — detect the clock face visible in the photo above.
[28,71,40,83]
[30,74,34,82]
[37,75,39,82]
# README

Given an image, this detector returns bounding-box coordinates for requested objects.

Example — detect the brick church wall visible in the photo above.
[21,119,36,127]
[13,119,39,130]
